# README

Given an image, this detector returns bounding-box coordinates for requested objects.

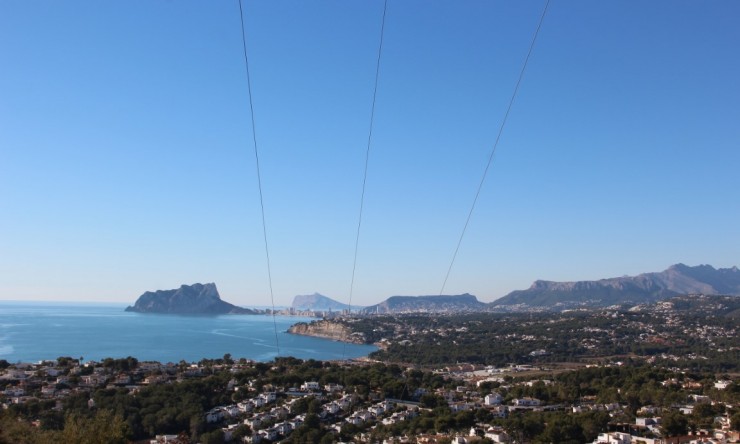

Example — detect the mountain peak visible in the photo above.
[291,293,357,311]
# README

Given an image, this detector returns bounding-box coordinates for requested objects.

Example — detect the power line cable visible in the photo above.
[343,0,389,360]
[398,1,551,397]
[347,0,389,316]
[439,0,550,296]
[237,0,280,357]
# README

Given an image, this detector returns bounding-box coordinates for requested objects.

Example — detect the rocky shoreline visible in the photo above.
[287,319,367,344]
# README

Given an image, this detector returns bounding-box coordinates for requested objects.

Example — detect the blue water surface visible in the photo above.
[0,302,376,363]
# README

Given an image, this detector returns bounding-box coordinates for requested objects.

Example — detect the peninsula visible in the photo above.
[287,319,367,344]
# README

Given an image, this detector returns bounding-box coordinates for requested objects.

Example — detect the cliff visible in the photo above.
[125,283,255,315]
[288,320,367,344]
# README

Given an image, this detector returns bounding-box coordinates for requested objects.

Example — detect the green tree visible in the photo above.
[692,402,717,429]
[0,412,54,444]
[420,394,445,409]
[434,414,455,433]
[455,410,475,429]
[59,410,129,444]
[536,415,583,444]
[200,429,225,444]
[231,424,251,441]
[662,411,688,437]
[578,411,610,442]
[731,411,740,431]
[304,413,320,430]
[319,433,336,444]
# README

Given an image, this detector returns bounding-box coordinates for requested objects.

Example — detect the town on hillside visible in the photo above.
[3,295,740,443]
[2,348,740,443]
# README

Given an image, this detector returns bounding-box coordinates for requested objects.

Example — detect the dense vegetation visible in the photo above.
[2,355,740,443]
[0,358,445,443]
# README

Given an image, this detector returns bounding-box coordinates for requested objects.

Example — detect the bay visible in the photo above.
[0,302,376,363]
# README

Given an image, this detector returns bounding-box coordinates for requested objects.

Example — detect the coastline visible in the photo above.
[287,320,367,344]
[0,302,376,363]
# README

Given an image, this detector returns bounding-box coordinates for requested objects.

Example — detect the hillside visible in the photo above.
[492,264,740,309]
[360,293,486,314]
[125,283,255,315]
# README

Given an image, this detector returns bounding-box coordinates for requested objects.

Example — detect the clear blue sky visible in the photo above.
[1,1,738,306]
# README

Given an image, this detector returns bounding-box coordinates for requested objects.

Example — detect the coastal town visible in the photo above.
[3,294,740,443]
[2,0,739,438]
[1,294,739,443]
[2,352,740,443]
[289,295,740,372]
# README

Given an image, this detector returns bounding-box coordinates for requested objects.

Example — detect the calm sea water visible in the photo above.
[0,302,377,363]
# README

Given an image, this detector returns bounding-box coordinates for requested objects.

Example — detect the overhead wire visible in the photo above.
[438,0,551,296]
[399,1,551,395]
[343,0,389,360]
[237,0,280,357]
[348,0,389,315]
[233,0,547,365]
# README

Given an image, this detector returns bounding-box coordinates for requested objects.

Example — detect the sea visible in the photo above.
[0,302,377,364]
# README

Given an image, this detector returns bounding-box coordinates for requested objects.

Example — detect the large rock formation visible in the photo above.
[125,283,254,315]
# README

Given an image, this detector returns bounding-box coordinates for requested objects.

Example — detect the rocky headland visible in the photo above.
[125,283,255,315]
[288,319,367,344]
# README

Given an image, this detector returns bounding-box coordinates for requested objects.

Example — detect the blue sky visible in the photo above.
[1,1,738,306]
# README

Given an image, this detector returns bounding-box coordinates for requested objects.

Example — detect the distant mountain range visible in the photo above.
[128,264,740,316]
[291,292,487,314]
[492,264,740,309]
[290,293,362,311]
[361,294,486,314]
[125,283,255,315]
[315,264,739,313]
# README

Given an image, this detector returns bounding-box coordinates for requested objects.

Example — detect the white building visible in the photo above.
[591,432,657,444]
[3,387,25,397]
[205,408,224,423]
[484,426,510,443]
[715,380,732,390]
[485,393,503,405]
[512,397,541,407]
[325,383,344,392]
[301,381,320,391]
